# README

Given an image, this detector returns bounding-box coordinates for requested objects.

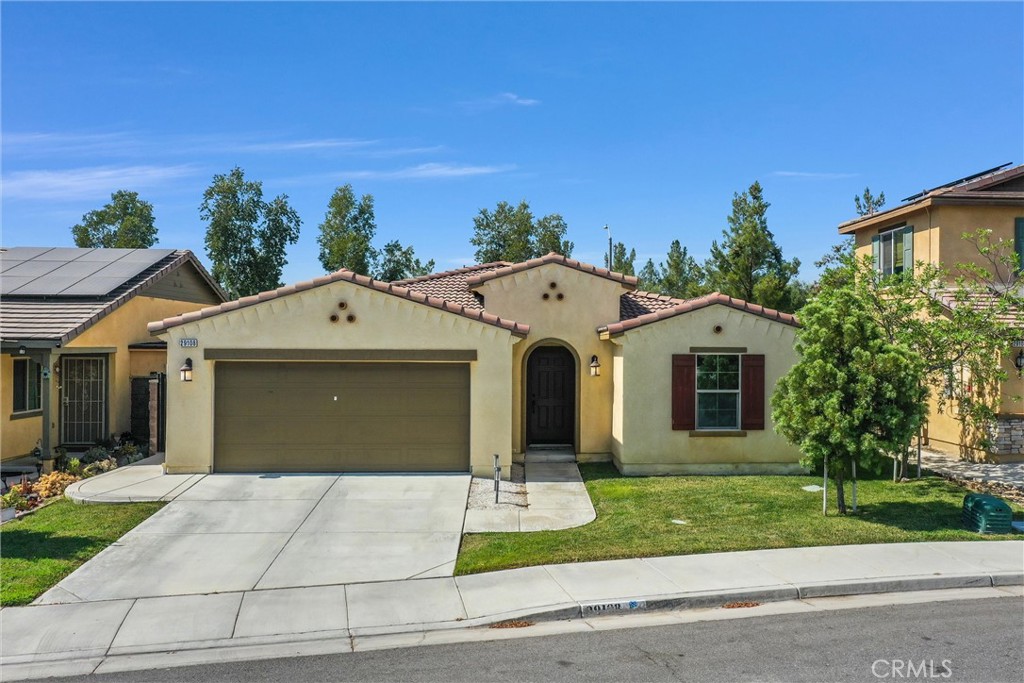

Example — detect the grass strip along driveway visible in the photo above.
[0,499,164,606]
[456,464,1022,575]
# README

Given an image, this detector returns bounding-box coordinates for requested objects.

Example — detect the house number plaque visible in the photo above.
[180,338,199,348]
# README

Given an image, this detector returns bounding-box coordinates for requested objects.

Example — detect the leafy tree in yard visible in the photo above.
[470,200,573,263]
[605,241,636,276]
[71,191,158,248]
[377,240,435,281]
[317,185,377,275]
[200,167,301,298]
[705,181,800,312]
[840,233,1023,478]
[772,279,928,514]
[854,187,886,216]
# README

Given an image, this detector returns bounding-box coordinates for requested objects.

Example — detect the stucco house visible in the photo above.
[150,253,802,477]
[0,247,225,466]
[838,162,1024,461]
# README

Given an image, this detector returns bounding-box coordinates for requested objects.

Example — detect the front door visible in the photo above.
[61,356,107,445]
[527,346,575,445]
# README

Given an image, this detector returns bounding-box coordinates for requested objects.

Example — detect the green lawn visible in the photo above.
[0,499,164,606]
[456,464,1022,575]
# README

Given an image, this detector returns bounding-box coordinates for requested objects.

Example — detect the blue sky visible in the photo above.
[3,2,1022,284]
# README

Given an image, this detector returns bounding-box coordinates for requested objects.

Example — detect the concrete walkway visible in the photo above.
[2,541,1021,681]
[920,448,1024,487]
[463,452,597,533]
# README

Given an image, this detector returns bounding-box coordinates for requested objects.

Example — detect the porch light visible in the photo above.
[1016,351,1024,378]
[589,355,601,377]
[17,345,26,355]
[179,358,193,382]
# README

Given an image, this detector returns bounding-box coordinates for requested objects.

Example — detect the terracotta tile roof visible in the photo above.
[620,290,687,320]
[465,252,639,290]
[598,292,800,338]
[0,249,224,346]
[392,262,512,309]
[148,268,531,338]
[934,288,1024,327]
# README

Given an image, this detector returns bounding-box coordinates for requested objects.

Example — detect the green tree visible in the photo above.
[605,242,636,276]
[317,185,377,275]
[470,200,573,263]
[637,259,662,291]
[71,191,158,248]
[772,281,928,514]
[200,167,301,298]
[853,187,886,216]
[705,181,800,311]
[659,240,705,298]
[376,240,435,281]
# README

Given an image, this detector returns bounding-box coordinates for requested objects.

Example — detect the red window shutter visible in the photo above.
[672,354,696,431]
[741,354,765,430]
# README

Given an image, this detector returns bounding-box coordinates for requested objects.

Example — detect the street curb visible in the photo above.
[4,572,1018,681]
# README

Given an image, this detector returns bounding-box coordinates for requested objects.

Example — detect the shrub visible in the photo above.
[82,458,117,477]
[65,458,83,476]
[33,472,80,498]
[80,446,111,464]
[1,488,33,512]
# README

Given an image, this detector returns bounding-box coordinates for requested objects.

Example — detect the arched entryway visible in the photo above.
[525,345,576,446]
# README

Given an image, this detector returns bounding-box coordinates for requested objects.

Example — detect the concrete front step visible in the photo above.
[525,446,576,463]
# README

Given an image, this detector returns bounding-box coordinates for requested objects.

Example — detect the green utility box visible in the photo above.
[961,493,1013,534]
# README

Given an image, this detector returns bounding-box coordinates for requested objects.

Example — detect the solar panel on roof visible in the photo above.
[0,247,175,297]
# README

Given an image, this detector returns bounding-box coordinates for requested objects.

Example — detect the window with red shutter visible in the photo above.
[741,354,765,430]
[671,354,696,430]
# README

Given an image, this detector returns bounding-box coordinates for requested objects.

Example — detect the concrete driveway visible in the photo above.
[38,473,471,604]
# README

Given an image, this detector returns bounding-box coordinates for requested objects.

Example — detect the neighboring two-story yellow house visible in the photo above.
[837,163,1024,461]
[0,247,225,470]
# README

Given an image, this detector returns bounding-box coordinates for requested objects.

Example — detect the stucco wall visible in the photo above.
[157,280,517,476]
[612,304,803,475]
[1,354,43,460]
[852,204,1023,278]
[2,295,193,459]
[472,264,625,458]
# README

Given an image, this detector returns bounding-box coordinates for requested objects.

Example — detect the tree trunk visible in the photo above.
[899,440,912,480]
[834,467,847,514]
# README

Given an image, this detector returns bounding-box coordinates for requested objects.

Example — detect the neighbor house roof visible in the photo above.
[0,247,224,346]
[933,288,1024,328]
[598,292,800,338]
[148,268,531,338]
[838,163,1024,234]
[464,252,639,290]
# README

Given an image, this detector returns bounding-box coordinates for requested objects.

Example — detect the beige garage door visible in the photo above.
[214,362,470,472]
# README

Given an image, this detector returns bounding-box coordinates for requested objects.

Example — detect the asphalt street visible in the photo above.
[49,596,1023,683]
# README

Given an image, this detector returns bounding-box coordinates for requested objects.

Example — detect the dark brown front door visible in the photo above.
[527,346,575,445]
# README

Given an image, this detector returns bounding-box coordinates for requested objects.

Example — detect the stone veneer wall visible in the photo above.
[990,416,1024,455]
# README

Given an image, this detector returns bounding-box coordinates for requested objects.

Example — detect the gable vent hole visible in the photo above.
[329,314,340,323]
[556,293,565,301]
[347,314,357,323]
[338,301,348,310]
[542,293,550,300]
[549,282,558,289]
[713,324,724,334]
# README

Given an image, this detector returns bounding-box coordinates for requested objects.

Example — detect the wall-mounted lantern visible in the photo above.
[1015,350,1024,378]
[180,358,194,382]
[589,355,601,377]
[17,345,26,355]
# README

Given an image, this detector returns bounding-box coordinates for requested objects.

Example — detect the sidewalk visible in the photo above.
[2,541,1021,681]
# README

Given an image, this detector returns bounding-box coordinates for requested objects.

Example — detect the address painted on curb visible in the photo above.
[581,599,648,615]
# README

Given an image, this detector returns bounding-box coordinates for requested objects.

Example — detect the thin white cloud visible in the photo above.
[2,164,198,200]
[346,162,517,180]
[770,171,860,180]
[458,92,542,112]
[225,138,379,153]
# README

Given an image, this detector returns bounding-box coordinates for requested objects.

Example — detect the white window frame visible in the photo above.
[877,226,907,276]
[12,357,42,414]
[695,353,741,430]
